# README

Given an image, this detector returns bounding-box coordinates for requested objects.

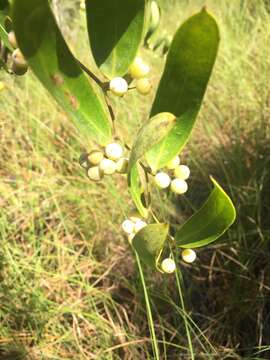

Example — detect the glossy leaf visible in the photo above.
[128,164,149,218]
[12,0,112,146]
[128,112,176,172]
[176,177,236,248]
[146,8,220,171]
[86,0,146,78]
[133,223,169,268]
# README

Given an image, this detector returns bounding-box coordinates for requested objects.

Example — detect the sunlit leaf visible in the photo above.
[146,8,219,171]
[176,177,236,248]
[12,0,112,146]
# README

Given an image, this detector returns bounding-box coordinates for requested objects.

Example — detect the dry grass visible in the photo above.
[0,0,270,359]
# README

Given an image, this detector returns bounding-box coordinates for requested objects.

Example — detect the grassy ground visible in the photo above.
[1,0,270,359]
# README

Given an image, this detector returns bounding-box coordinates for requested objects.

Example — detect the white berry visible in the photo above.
[121,219,135,234]
[116,157,129,173]
[134,220,147,233]
[88,150,104,165]
[161,258,176,273]
[99,158,116,175]
[170,178,188,194]
[154,172,171,189]
[109,77,128,96]
[136,78,152,95]
[87,166,103,182]
[174,165,190,180]
[129,57,150,79]
[181,249,196,263]
[105,143,123,161]
[166,155,180,170]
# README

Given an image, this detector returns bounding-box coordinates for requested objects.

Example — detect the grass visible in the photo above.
[1,0,270,358]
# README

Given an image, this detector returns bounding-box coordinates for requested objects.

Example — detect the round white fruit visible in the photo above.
[136,78,152,95]
[170,178,188,194]
[99,158,116,175]
[181,249,196,263]
[174,165,190,180]
[154,172,171,189]
[166,155,180,170]
[88,150,104,165]
[109,77,128,96]
[105,143,123,161]
[122,219,135,234]
[161,258,176,273]
[116,157,129,173]
[134,219,147,233]
[87,166,103,182]
[129,57,150,79]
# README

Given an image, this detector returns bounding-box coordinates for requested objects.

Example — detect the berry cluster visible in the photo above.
[121,216,147,243]
[109,56,152,97]
[79,143,129,182]
[161,249,197,273]
[154,155,190,195]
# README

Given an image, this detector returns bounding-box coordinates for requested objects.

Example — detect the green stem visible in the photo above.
[172,251,195,360]
[135,251,160,360]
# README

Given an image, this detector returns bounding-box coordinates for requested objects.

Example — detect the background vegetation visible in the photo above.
[0,0,270,359]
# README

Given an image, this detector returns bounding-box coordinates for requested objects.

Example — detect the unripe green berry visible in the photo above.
[105,143,123,161]
[166,155,180,170]
[161,258,176,273]
[8,31,18,49]
[170,178,188,194]
[181,249,196,263]
[122,219,135,234]
[134,219,147,233]
[109,77,128,96]
[136,78,152,95]
[174,165,190,180]
[129,57,150,79]
[154,172,171,189]
[88,150,104,166]
[99,158,116,175]
[116,157,129,174]
[87,166,103,182]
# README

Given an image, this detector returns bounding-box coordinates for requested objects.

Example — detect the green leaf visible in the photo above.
[146,8,220,171]
[128,112,176,172]
[0,10,13,51]
[12,0,112,146]
[129,164,149,218]
[86,0,146,78]
[133,223,169,268]
[176,177,236,248]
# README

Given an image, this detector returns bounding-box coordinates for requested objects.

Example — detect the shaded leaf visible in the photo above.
[146,8,220,171]
[133,223,169,267]
[176,177,236,248]
[86,0,146,78]
[12,0,112,146]
[128,112,176,172]
[0,10,13,51]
